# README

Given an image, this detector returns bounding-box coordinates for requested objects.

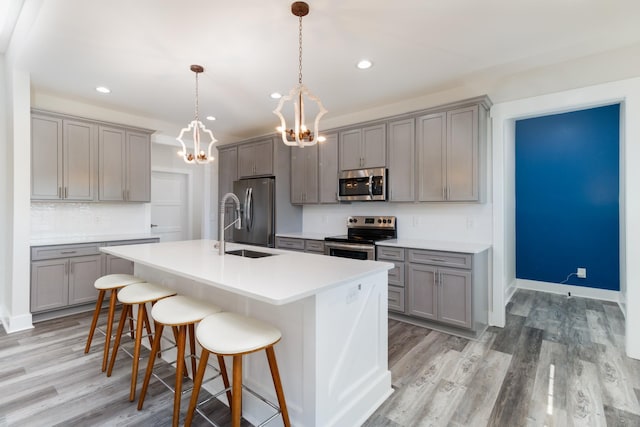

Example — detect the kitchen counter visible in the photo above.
[30,232,158,247]
[275,231,330,240]
[377,238,491,254]
[101,239,393,427]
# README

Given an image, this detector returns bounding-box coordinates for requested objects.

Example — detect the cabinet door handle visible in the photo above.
[61,250,77,254]
[70,262,74,274]
[65,261,69,275]
[64,187,68,198]
[58,187,62,198]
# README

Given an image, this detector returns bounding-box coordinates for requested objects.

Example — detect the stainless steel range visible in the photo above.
[324,216,397,260]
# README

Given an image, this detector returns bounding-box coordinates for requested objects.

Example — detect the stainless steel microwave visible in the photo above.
[338,167,387,202]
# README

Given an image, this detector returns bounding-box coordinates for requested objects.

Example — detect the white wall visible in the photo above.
[491,77,640,359]
[0,55,8,326]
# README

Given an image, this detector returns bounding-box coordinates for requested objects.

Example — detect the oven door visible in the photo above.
[324,241,375,260]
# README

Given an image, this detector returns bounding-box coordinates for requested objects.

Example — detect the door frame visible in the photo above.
[151,167,194,240]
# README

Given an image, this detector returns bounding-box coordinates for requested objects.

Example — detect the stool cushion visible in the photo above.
[196,312,282,355]
[151,295,223,326]
[95,274,144,290]
[117,282,176,304]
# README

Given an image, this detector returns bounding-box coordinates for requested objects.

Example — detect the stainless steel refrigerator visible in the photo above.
[232,177,276,247]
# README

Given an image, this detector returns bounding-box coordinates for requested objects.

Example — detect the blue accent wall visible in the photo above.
[515,104,620,291]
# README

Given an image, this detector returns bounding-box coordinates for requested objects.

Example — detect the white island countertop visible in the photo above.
[101,239,392,305]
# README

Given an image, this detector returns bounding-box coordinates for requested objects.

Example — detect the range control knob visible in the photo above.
[378,219,382,223]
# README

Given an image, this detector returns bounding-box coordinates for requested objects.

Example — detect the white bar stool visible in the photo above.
[185,312,291,427]
[107,282,177,401]
[84,274,145,372]
[137,295,228,427]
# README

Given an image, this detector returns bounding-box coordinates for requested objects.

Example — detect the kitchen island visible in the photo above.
[101,239,393,427]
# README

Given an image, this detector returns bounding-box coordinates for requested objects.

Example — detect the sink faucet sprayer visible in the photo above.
[218,192,242,255]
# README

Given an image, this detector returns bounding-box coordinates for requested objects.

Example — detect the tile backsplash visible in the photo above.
[31,202,150,238]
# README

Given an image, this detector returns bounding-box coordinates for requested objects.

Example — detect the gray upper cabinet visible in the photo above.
[31,114,96,201]
[291,145,319,204]
[387,119,415,202]
[98,125,151,202]
[339,123,386,171]
[218,145,238,198]
[31,110,152,203]
[218,145,239,242]
[318,133,339,203]
[125,131,151,202]
[238,138,273,178]
[417,105,480,202]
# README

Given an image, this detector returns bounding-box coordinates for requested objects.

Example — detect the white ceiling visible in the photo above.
[5,0,640,141]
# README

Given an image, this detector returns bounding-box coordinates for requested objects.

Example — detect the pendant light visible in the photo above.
[273,1,327,147]
[177,65,217,164]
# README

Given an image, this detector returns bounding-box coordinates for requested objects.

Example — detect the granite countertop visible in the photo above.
[376,239,491,254]
[30,233,159,247]
[101,239,392,305]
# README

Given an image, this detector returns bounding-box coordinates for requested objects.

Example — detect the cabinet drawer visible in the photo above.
[377,246,405,261]
[31,243,102,261]
[388,261,405,287]
[408,249,471,269]
[276,237,305,251]
[305,240,325,253]
[388,286,405,313]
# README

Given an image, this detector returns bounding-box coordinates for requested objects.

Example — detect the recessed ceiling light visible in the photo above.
[356,59,373,70]
[95,86,111,94]
[270,92,282,99]
[206,116,216,121]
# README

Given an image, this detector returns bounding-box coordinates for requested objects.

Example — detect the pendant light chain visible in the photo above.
[194,71,200,123]
[298,15,303,85]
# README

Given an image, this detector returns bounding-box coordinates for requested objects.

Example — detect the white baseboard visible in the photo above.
[516,279,620,303]
[504,281,518,305]
[2,312,34,333]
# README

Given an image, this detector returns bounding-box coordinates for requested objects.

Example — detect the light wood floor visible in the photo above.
[1,289,639,426]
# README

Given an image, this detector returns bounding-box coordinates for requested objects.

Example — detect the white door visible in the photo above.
[150,171,189,241]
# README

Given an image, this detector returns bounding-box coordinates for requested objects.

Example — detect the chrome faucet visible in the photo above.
[218,192,242,255]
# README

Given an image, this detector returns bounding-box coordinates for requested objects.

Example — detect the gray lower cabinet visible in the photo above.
[276,237,325,254]
[275,237,305,252]
[378,245,488,331]
[407,249,473,329]
[31,238,159,314]
[376,246,406,313]
[31,244,103,313]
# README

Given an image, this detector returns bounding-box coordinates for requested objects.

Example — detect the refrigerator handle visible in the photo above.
[243,188,250,231]
[247,187,254,230]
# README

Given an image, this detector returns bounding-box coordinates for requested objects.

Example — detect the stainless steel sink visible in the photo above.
[225,249,275,259]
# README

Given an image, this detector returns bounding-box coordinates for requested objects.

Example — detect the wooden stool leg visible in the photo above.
[107,304,131,377]
[185,349,210,427]
[172,325,188,427]
[101,288,118,372]
[232,355,243,427]
[143,302,154,349]
[266,346,291,427]
[217,355,232,406]
[188,323,197,377]
[137,322,164,410]
[130,303,147,401]
[84,289,105,354]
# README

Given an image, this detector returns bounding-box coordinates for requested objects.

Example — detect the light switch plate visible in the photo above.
[577,268,587,278]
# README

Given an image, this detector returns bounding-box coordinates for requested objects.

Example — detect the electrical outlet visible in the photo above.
[577,268,587,279]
